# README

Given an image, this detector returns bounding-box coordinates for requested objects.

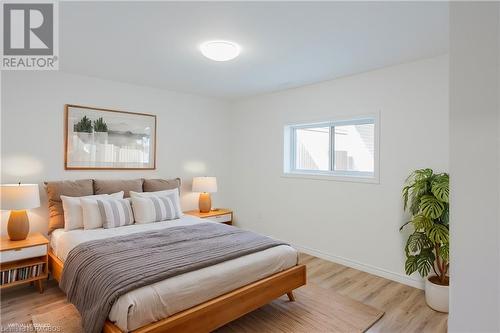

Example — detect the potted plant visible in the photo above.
[93,117,108,133]
[400,168,449,312]
[71,116,94,161]
[73,116,93,142]
[93,117,108,161]
[74,115,93,133]
[93,117,108,142]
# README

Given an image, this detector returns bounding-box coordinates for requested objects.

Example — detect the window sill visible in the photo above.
[281,172,380,184]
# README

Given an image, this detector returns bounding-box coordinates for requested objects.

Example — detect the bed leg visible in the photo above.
[286,291,295,302]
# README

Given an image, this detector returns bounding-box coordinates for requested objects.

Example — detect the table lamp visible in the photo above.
[192,177,217,213]
[1,184,40,240]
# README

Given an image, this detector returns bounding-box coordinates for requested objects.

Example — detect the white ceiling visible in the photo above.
[60,2,449,100]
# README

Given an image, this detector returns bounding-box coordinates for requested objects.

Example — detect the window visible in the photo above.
[295,126,330,171]
[284,116,378,181]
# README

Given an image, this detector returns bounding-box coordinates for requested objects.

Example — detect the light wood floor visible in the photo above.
[299,253,447,333]
[0,253,447,332]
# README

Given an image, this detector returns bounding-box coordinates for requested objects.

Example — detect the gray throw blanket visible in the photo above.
[59,222,287,333]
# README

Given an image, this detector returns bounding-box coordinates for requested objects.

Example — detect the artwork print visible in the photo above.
[65,105,156,169]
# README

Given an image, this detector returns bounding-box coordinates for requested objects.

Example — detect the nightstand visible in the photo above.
[0,233,49,293]
[185,209,233,225]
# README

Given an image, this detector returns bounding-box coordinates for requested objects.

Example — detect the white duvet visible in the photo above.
[51,215,298,332]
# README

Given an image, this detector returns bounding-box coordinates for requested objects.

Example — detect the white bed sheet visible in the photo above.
[50,216,298,332]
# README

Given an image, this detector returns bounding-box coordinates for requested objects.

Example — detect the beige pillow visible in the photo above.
[143,178,181,193]
[94,179,143,198]
[81,191,124,229]
[44,179,94,234]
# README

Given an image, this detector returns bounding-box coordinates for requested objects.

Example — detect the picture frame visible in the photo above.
[64,104,156,170]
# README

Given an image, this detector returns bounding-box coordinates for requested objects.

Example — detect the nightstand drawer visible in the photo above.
[207,213,232,223]
[1,245,47,263]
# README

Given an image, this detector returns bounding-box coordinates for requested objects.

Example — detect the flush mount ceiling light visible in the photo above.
[200,40,241,62]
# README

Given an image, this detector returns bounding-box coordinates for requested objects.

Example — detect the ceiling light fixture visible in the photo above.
[200,40,241,62]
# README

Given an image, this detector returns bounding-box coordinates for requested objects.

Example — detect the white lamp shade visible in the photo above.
[0,184,40,210]
[192,177,217,193]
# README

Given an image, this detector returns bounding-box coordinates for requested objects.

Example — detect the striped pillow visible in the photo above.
[148,194,180,221]
[96,198,134,229]
[131,192,182,224]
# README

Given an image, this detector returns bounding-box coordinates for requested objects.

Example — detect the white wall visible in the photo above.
[1,71,231,235]
[228,55,449,287]
[449,2,500,332]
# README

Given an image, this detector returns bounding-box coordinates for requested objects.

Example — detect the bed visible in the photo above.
[45,178,306,333]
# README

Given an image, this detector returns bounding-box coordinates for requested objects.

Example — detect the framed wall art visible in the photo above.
[64,104,156,170]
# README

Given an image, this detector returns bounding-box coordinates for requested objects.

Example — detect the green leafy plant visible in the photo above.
[400,168,449,285]
[73,116,93,133]
[93,117,108,132]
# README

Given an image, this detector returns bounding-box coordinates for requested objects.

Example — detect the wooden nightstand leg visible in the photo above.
[286,291,295,302]
[35,279,44,293]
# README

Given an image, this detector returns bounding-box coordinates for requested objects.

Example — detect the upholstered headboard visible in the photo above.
[44,178,181,234]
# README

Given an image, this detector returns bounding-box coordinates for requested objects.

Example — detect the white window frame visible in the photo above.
[283,113,380,183]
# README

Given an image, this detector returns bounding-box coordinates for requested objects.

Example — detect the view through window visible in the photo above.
[285,117,377,179]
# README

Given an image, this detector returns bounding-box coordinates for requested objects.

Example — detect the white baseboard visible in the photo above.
[293,244,424,290]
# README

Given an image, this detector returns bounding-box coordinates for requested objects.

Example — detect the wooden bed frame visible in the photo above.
[48,249,306,333]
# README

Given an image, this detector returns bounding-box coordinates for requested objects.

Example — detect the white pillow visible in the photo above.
[81,191,124,229]
[130,189,183,217]
[131,190,182,224]
[61,193,111,231]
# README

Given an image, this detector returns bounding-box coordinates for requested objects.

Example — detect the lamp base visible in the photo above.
[199,193,212,213]
[7,210,29,241]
